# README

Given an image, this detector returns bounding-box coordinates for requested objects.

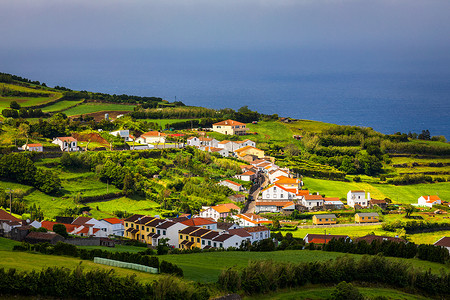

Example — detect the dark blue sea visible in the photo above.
[1,48,449,138]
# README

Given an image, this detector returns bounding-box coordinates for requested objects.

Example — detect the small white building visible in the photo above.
[235,171,256,182]
[187,136,219,148]
[261,184,297,200]
[199,203,241,221]
[268,168,290,183]
[417,195,441,208]
[218,179,245,192]
[110,130,133,142]
[155,220,188,248]
[255,201,295,213]
[301,194,324,209]
[347,190,370,208]
[212,233,245,249]
[52,137,79,152]
[243,226,270,244]
[212,119,248,136]
[136,131,166,144]
[99,218,125,236]
[202,146,229,157]
[233,213,272,227]
[22,143,43,152]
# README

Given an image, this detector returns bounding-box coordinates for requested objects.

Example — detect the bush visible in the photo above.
[330,281,364,300]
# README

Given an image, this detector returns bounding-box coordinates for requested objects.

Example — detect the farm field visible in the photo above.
[89,196,164,216]
[138,118,199,127]
[61,103,136,116]
[302,176,450,204]
[244,286,429,300]
[41,99,84,112]
[161,250,448,283]
[246,121,298,144]
[0,83,63,110]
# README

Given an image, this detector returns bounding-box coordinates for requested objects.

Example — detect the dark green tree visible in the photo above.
[10,101,21,110]
[52,223,68,238]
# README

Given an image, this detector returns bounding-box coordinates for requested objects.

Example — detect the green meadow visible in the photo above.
[62,103,136,116]
[41,99,84,112]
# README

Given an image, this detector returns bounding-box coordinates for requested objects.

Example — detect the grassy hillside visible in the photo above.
[0,83,63,110]
[62,103,136,116]
[41,99,84,112]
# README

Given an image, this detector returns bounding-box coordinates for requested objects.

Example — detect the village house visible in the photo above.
[354,234,406,244]
[312,214,337,225]
[136,131,166,144]
[22,143,43,152]
[155,220,188,248]
[218,179,245,192]
[355,212,379,223]
[233,213,272,227]
[187,136,219,148]
[227,228,252,244]
[255,201,295,213]
[369,199,388,210]
[142,217,166,245]
[434,237,450,253]
[268,168,290,183]
[178,226,202,249]
[234,146,265,159]
[212,233,245,249]
[217,222,241,232]
[52,137,79,152]
[228,194,246,203]
[72,216,108,233]
[304,233,350,244]
[181,217,217,230]
[301,194,324,210]
[235,170,257,182]
[0,209,23,236]
[261,184,297,200]
[243,226,270,243]
[199,203,241,221]
[323,198,345,210]
[99,218,125,236]
[417,195,441,208]
[110,130,133,142]
[272,176,300,191]
[212,119,248,135]
[24,231,65,244]
[347,190,370,208]
[202,146,229,157]
[200,230,220,249]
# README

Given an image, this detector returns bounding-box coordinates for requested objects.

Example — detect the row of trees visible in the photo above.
[218,255,449,296]
[382,220,450,234]
[2,108,45,119]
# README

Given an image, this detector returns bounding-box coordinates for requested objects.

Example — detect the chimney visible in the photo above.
[428,196,430,201]
[88,226,93,236]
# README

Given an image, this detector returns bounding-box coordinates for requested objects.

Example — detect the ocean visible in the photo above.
[1,48,449,138]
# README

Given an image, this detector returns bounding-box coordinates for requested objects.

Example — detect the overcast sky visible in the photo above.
[1,0,450,52]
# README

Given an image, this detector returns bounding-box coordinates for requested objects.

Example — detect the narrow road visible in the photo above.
[242,174,269,214]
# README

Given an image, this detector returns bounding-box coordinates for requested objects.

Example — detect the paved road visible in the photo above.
[243,174,270,214]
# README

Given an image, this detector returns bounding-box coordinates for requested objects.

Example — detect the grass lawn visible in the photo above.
[407,230,450,245]
[302,176,450,204]
[244,285,429,300]
[89,196,164,216]
[0,83,63,110]
[286,225,386,240]
[77,244,148,253]
[0,237,20,251]
[138,118,200,127]
[246,121,297,144]
[0,248,159,284]
[161,250,448,283]
[62,103,136,116]
[285,119,337,134]
[61,175,122,197]
[41,99,84,112]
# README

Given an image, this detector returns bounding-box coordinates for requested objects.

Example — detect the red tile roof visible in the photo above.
[181,217,216,227]
[26,143,43,147]
[434,236,450,248]
[213,119,246,126]
[101,218,123,225]
[244,226,269,233]
[141,131,166,137]
[212,203,240,213]
[0,209,22,222]
[223,179,242,186]
[41,221,78,233]
[56,137,77,142]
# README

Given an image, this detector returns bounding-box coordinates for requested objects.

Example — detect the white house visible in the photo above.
[261,184,297,200]
[72,217,108,236]
[301,194,324,209]
[324,198,345,210]
[136,131,166,144]
[218,180,245,192]
[22,143,43,152]
[255,201,295,213]
[212,119,248,136]
[187,136,219,148]
[417,195,441,208]
[201,231,220,248]
[268,168,290,183]
[99,218,125,236]
[202,146,229,157]
[243,226,270,243]
[227,228,252,245]
[199,203,240,221]
[233,213,272,227]
[110,130,133,141]
[272,176,300,192]
[235,170,256,182]
[155,220,188,248]
[212,233,245,249]
[52,137,79,152]
[347,190,370,208]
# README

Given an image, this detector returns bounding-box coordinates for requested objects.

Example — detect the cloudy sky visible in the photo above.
[1,0,449,52]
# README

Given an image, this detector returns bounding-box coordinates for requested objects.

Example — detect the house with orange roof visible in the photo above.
[434,236,450,253]
[212,119,248,135]
[181,217,217,230]
[255,201,295,213]
[136,131,166,144]
[234,145,265,159]
[52,136,79,152]
[202,146,229,157]
[218,179,245,192]
[40,220,79,234]
[268,168,290,182]
[233,213,272,227]
[235,170,257,182]
[272,176,300,191]
[199,203,241,221]
[261,184,297,200]
[417,195,442,208]
[304,233,350,244]
[0,209,23,234]
[100,218,125,236]
[22,143,43,152]
[301,194,324,210]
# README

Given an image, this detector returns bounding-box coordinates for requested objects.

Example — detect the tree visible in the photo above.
[272,219,280,230]
[330,281,364,300]
[404,204,416,218]
[157,238,171,255]
[122,173,135,196]
[10,101,20,110]
[53,223,68,238]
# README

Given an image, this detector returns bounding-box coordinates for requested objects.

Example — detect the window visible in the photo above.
[131,224,134,228]
[157,229,160,235]
[142,235,145,239]
[152,228,155,233]
[208,241,211,246]
[280,194,283,198]
[191,237,194,242]
[141,225,144,230]
[146,228,149,232]
[163,230,166,235]
[214,242,217,247]
[180,235,183,239]
[197,238,200,242]
[202,240,205,245]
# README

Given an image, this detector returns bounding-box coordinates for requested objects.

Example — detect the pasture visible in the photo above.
[62,103,136,116]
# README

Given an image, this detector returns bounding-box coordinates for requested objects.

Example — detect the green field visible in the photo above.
[138,118,199,127]
[61,103,136,116]
[246,121,297,143]
[0,83,63,111]
[41,99,84,112]
[161,250,448,283]
[244,286,429,300]
[303,176,450,204]
[89,196,164,216]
